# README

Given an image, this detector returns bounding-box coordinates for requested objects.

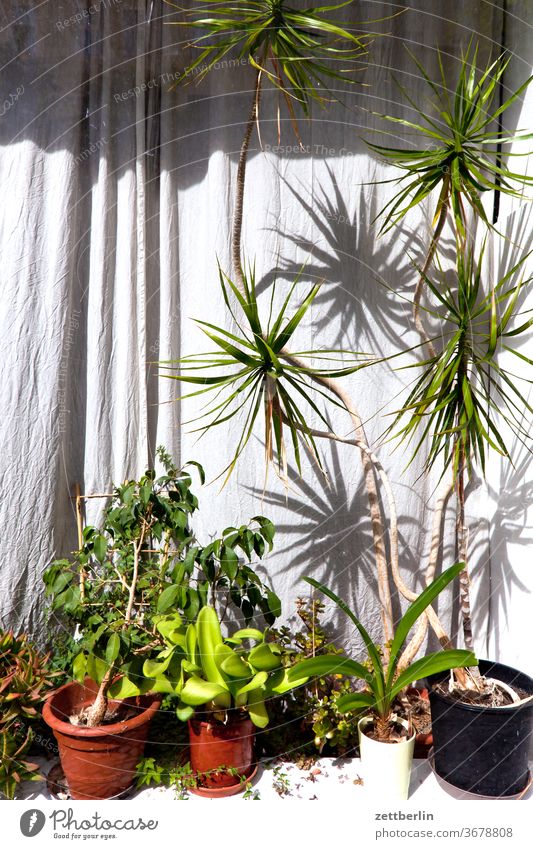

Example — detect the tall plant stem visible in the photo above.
[232,66,263,293]
[455,443,474,652]
[398,475,455,670]
[125,517,149,625]
[87,516,150,727]
[413,175,450,358]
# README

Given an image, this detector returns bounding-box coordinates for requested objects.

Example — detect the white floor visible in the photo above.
[20,756,533,802]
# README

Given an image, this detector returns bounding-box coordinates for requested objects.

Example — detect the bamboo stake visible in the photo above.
[74,484,86,602]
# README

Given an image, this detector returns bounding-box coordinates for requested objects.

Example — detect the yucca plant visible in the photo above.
[367,44,533,351]
[168,0,384,291]
[164,263,369,484]
[386,239,533,658]
[170,0,369,111]
[167,0,410,651]
[288,561,476,739]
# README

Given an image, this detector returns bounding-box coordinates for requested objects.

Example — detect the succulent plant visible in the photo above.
[144,605,304,727]
[0,629,57,799]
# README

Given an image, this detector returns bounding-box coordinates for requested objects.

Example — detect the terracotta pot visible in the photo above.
[42,678,161,800]
[188,714,255,796]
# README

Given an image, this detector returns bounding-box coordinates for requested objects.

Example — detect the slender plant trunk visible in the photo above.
[456,444,474,653]
[85,521,150,727]
[452,412,482,686]
[232,67,263,294]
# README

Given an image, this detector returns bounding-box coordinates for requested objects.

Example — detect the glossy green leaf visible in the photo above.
[386,561,466,687]
[180,676,229,707]
[389,649,477,701]
[336,692,376,713]
[248,643,283,672]
[105,633,120,665]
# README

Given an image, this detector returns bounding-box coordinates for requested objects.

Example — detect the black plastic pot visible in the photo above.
[428,659,533,797]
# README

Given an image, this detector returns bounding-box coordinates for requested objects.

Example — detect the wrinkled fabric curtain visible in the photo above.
[1,1,531,673]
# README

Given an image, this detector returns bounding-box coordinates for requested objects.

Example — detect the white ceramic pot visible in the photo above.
[358,715,415,800]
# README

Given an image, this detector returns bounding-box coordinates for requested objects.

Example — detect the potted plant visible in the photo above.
[145,605,304,797]
[369,45,533,796]
[288,561,475,799]
[42,450,280,798]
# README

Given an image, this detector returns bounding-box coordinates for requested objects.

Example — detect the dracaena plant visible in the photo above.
[288,561,476,739]
[167,0,456,659]
[367,43,533,353]
[385,241,533,656]
[144,605,301,727]
[170,0,369,112]
[168,0,373,277]
[390,242,533,477]
[369,43,533,236]
[164,262,369,483]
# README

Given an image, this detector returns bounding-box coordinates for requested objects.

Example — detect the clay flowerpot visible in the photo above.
[42,678,161,800]
[358,715,415,801]
[188,714,256,797]
[428,659,533,797]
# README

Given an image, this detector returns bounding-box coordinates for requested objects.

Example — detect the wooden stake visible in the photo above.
[74,484,86,602]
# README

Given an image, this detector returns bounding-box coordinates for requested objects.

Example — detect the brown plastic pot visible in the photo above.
[42,677,161,800]
[188,713,255,797]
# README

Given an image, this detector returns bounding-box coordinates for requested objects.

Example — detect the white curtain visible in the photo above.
[1,0,531,674]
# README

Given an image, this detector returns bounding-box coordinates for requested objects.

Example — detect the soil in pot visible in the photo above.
[188,711,256,797]
[42,678,161,800]
[428,659,533,797]
[361,716,411,743]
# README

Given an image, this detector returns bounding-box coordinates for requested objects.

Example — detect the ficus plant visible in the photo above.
[288,561,476,740]
[43,448,280,727]
[144,605,302,727]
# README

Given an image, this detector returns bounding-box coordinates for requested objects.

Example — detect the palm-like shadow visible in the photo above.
[470,445,533,661]
[256,166,420,352]
[246,440,420,645]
